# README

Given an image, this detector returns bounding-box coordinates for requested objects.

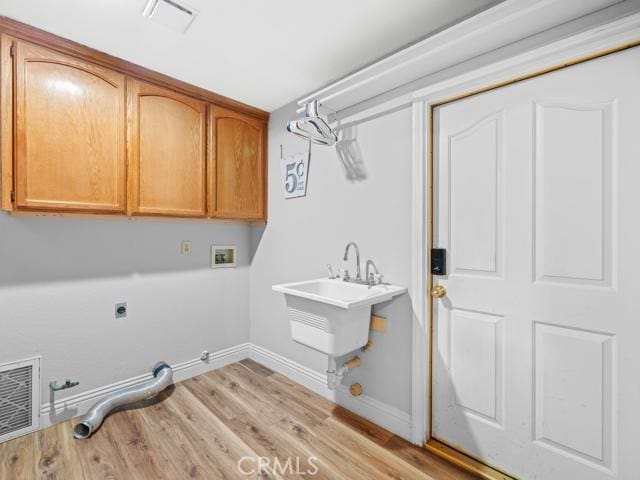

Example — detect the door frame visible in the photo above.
[407,6,640,466]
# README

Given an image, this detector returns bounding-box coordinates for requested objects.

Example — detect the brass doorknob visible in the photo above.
[431,285,447,298]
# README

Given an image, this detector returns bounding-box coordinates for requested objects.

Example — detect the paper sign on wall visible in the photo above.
[280,151,310,199]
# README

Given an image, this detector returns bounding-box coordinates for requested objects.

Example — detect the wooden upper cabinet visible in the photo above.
[209,106,266,220]
[127,80,207,217]
[10,39,127,212]
[0,22,268,221]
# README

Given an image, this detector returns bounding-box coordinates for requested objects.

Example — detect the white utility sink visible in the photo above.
[273,278,406,356]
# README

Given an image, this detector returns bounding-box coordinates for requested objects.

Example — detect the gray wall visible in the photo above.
[250,101,414,414]
[1,98,415,423]
[0,214,251,411]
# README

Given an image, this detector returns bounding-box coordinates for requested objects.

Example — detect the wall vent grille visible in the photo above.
[142,0,199,33]
[0,357,40,444]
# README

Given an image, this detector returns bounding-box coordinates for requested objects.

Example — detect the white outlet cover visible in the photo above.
[182,240,191,255]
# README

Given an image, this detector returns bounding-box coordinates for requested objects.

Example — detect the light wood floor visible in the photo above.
[0,360,478,479]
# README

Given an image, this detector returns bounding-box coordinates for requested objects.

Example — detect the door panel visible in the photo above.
[209,105,265,219]
[534,101,615,286]
[14,40,126,212]
[128,80,206,217]
[432,47,640,479]
[449,309,504,426]
[448,111,504,277]
[533,322,615,467]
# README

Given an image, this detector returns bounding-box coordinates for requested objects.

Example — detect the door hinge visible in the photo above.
[9,43,15,58]
[10,190,15,203]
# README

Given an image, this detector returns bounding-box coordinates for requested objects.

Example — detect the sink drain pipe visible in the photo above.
[327,356,362,390]
[73,362,173,439]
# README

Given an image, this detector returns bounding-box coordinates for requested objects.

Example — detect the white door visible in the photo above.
[432,46,640,480]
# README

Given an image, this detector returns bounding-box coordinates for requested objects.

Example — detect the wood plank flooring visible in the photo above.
[0,360,479,479]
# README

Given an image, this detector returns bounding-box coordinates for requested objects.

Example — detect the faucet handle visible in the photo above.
[327,264,336,279]
[339,269,350,281]
[368,272,384,286]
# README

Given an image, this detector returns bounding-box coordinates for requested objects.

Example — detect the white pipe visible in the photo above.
[327,356,361,390]
[73,362,173,439]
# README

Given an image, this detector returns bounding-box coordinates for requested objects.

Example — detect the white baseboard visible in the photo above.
[40,343,250,428]
[39,341,412,443]
[248,343,328,397]
[334,385,412,441]
[248,344,412,441]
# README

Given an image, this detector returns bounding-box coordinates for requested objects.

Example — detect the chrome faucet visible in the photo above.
[343,241,362,281]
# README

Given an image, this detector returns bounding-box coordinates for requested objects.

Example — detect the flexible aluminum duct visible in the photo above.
[73,362,173,439]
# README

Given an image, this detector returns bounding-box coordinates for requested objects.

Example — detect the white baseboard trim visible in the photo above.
[39,341,412,443]
[40,342,250,428]
[334,385,412,441]
[248,343,328,397]
[248,344,413,441]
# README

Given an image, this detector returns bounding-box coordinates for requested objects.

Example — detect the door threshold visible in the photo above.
[425,439,516,480]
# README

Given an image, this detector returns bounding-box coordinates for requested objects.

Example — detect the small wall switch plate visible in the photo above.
[115,303,127,318]
[182,240,191,255]
[211,245,237,268]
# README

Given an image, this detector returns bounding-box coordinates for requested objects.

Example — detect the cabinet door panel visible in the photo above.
[128,80,206,217]
[14,40,126,212]
[210,106,265,219]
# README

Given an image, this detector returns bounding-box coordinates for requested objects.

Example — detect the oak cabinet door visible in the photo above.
[13,40,126,212]
[128,80,207,217]
[209,106,266,219]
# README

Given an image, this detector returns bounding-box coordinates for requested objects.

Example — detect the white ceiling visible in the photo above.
[0,0,498,112]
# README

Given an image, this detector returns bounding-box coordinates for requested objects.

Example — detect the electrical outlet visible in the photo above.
[115,303,127,318]
[182,240,191,255]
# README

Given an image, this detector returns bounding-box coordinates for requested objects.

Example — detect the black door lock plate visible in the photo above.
[431,248,447,275]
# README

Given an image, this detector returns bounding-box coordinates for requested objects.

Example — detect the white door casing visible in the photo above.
[431,47,640,479]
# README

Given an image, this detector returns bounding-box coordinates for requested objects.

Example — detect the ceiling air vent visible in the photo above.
[0,357,40,444]
[143,0,199,33]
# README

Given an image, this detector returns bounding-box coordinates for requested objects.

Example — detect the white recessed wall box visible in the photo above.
[211,245,237,269]
[142,0,199,34]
